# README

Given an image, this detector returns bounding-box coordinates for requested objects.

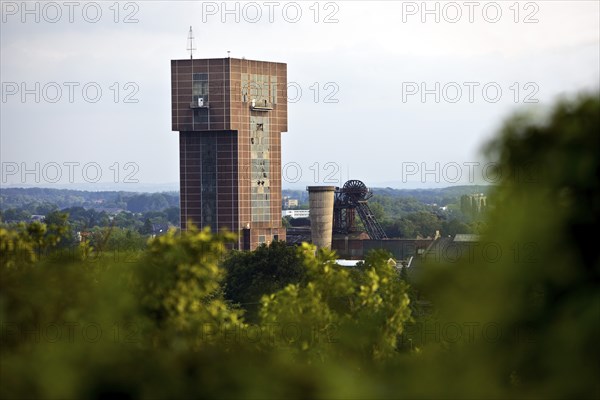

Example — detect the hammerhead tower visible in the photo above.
[171,53,288,250]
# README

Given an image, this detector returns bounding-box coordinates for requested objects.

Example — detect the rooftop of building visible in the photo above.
[171,57,286,65]
[453,234,480,242]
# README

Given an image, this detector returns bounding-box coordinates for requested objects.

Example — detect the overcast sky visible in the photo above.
[1,1,598,191]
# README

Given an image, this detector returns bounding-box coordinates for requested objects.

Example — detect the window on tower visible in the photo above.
[192,73,209,105]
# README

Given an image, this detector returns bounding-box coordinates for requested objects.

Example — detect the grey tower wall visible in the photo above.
[307,186,336,250]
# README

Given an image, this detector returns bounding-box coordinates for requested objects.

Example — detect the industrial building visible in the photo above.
[171,56,287,250]
[282,209,310,219]
[285,180,437,260]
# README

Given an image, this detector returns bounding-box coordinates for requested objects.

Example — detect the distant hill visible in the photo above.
[0,187,179,213]
[371,185,491,205]
[282,185,491,208]
[2,185,490,214]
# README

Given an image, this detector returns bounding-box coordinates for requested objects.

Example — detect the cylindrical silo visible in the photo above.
[307,186,336,250]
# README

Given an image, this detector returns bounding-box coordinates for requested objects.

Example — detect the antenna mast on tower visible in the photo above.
[187,26,196,60]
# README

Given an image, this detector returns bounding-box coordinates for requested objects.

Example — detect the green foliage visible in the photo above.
[475,93,600,397]
[369,201,386,222]
[413,93,600,398]
[380,211,466,238]
[136,226,243,338]
[260,246,411,361]
[370,194,431,217]
[86,226,147,252]
[372,187,487,238]
[0,208,31,223]
[0,221,412,398]
[380,217,417,238]
[440,218,473,236]
[164,206,181,225]
[112,210,143,230]
[126,193,176,213]
[1,94,598,398]
[222,240,306,321]
[141,218,154,235]
[61,207,110,231]
[0,222,142,399]
[41,211,72,247]
[0,226,37,269]
[0,211,71,268]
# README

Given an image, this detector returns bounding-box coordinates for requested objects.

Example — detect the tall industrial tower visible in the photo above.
[171,57,288,250]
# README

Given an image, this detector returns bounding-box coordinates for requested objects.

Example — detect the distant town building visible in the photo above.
[461,193,487,215]
[470,193,487,211]
[282,197,299,209]
[282,209,310,219]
